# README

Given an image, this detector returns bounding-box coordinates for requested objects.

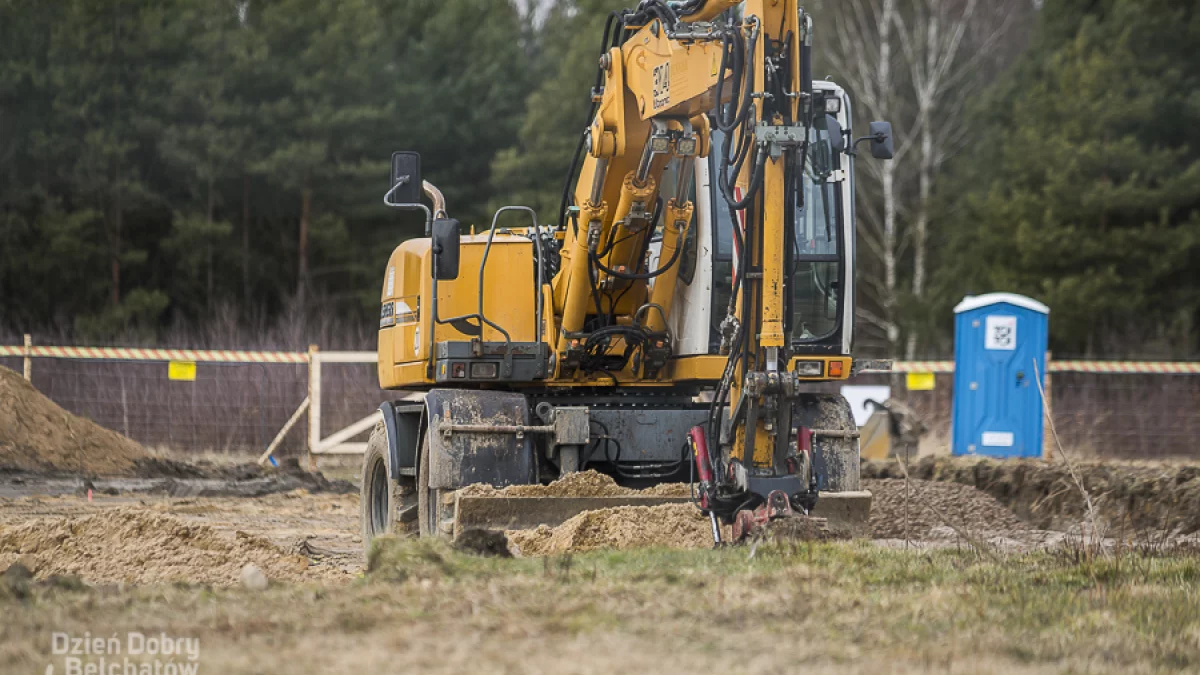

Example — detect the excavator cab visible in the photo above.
[667,82,857,365]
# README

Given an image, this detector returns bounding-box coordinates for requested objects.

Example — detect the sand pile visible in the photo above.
[865,478,1030,539]
[460,470,690,498]
[0,365,146,475]
[0,508,308,585]
[508,503,722,555]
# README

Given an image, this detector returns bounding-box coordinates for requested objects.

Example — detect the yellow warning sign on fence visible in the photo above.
[168,360,196,381]
[906,372,935,391]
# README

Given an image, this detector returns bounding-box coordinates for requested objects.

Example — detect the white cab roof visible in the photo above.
[953,293,1049,315]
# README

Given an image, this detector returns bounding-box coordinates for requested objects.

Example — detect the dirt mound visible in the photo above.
[864,457,1200,534]
[0,508,308,585]
[866,478,1030,540]
[459,470,690,498]
[508,503,720,555]
[0,365,147,475]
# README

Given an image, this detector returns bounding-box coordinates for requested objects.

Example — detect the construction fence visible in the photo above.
[2,338,1198,461]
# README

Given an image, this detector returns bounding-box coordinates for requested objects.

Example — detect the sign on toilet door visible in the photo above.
[985,315,1017,350]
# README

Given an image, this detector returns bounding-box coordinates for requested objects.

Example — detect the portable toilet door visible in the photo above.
[951,293,1049,458]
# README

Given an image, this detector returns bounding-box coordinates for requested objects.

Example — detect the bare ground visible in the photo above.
[0,491,363,583]
[1,476,1199,673]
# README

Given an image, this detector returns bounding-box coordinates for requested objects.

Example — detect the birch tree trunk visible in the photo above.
[896,0,1022,359]
[823,0,908,355]
[297,170,312,308]
[242,172,251,308]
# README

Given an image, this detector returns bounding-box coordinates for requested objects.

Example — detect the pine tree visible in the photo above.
[489,0,624,224]
[932,0,1200,356]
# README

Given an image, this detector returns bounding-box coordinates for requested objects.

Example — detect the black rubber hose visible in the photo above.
[713,28,741,133]
[589,231,684,281]
[721,151,767,211]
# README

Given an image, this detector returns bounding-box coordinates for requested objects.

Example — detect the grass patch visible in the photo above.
[5,540,1199,673]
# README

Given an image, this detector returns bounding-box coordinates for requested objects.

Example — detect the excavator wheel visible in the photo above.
[360,422,417,556]
[417,434,453,537]
[803,394,872,536]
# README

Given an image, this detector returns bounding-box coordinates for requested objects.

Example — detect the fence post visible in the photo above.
[22,334,32,381]
[1042,350,1053,460]
[307,344,320,470]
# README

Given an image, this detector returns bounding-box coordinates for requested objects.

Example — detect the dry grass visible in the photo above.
[3,538,1199,674]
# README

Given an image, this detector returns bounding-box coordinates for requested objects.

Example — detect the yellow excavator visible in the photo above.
[361,0,894,546]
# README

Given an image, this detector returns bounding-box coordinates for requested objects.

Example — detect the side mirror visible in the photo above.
[868,121,893,160]
[388,151,423,205]
[431,217,460,281]
[823,114,845,153]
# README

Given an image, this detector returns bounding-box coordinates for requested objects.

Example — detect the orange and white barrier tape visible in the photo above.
[2,344,1196,373]
[0,345,307,363]
[1049,360,1200,374]
[882,360,1198,375]
[888,361,955,373]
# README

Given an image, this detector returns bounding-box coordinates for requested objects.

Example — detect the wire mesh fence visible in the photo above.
[0,356,391,458]
[840,371,1200,459]
[1050,372,1200,459]
[2,353,1197,460]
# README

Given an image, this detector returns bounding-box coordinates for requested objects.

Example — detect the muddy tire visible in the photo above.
[816,395,860,492]
[360,422,415,555]
[793,394,861,492]
[417,433,451,537]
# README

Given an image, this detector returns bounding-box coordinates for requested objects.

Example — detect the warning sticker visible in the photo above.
[168,361,197,381]
[906,372,935,391]
[985,315,1017,350]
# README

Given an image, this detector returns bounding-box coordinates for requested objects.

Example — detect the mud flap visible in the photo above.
[423,389,535,491]
[379,401,422,481]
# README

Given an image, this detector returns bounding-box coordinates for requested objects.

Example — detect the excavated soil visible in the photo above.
[0,365,146,475]
[459,469,690,498]
[493,470,1036,554]
[865,478,1031,540]
[508,503,724,555]
[0,362,351,494]
[0,507,311,585]
[864,457,1200,534]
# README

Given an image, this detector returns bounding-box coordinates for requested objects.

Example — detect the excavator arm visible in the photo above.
[550,1,840,537]
[553,3,736,373]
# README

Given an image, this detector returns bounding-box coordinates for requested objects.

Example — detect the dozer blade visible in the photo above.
[451,493,692,537]
[810,490,872,538]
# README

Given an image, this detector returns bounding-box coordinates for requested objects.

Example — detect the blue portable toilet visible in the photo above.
[951,293,1049,458]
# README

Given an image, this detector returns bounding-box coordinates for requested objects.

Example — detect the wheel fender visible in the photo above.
[378,401,422,481]
[422,389,535,491]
